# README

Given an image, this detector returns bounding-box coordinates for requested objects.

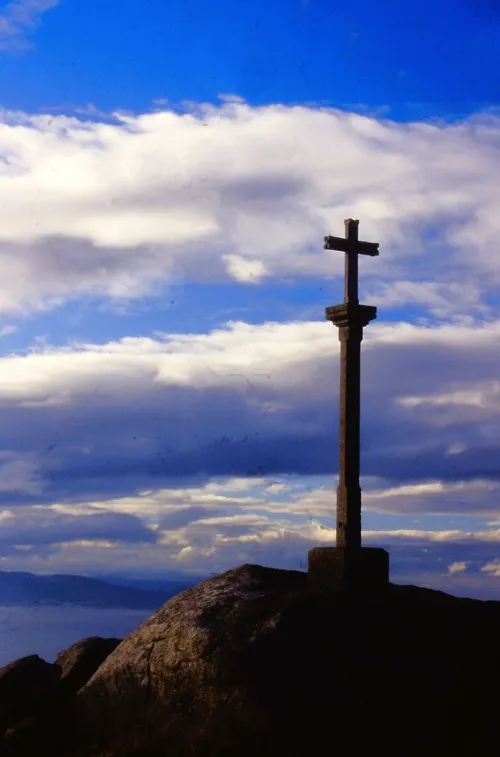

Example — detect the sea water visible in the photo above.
[0,604,151,667]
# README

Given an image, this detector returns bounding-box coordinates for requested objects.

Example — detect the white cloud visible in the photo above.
[446,443,467,455]
[368,280,486,318]
[448,561,468,574]
[0,103,499,314]
[1,316,499,402]
[397,383,500,412]
[360,529,500,542]
[0,0,59,51]
[223,255,268,283]
[481,559,500,577]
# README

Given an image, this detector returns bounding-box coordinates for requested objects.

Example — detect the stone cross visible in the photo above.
[324,219,378,551]
[308,219,390,591]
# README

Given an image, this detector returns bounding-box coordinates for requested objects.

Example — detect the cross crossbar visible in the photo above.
[323,236,379,257]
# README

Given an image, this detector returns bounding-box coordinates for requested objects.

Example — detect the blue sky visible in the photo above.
[0,0,499,599]
[3,0,500,120]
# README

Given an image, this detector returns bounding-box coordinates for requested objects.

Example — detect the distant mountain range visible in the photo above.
[0,570,197,609]
[88,573,211,593]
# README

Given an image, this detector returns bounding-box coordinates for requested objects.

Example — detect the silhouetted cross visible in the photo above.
[323,219,379,552]
[324,219,379,304]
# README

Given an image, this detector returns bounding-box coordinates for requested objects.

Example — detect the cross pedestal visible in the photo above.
[308,219,389,592]
[308,546,389,592]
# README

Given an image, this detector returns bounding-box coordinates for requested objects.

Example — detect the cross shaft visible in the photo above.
[324,219,378,553]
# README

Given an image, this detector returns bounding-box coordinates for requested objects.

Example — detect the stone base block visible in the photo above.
[308,546,389,592]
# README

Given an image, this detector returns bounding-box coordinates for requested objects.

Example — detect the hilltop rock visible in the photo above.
[72,564,500,756]
[4,564,500,756]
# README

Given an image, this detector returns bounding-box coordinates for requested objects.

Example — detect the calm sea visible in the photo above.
[0,605,152,668]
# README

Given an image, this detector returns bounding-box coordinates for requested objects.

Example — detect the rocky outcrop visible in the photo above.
[0,655,61,736]
[0,637,121,755]
[3,564,500,756]
[55,636,121,696]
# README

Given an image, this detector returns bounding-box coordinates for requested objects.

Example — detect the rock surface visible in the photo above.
[4,564,500,756]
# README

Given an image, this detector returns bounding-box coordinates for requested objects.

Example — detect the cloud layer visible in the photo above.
[0,102,499,315]
[0,315,497,595]
[0,317,499,500]
[0,101,499,597]
[2,483,500,599]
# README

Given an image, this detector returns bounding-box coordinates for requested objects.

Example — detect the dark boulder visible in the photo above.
[0,655,61,736]
[0,637,122,755]
[55,636,122,695]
